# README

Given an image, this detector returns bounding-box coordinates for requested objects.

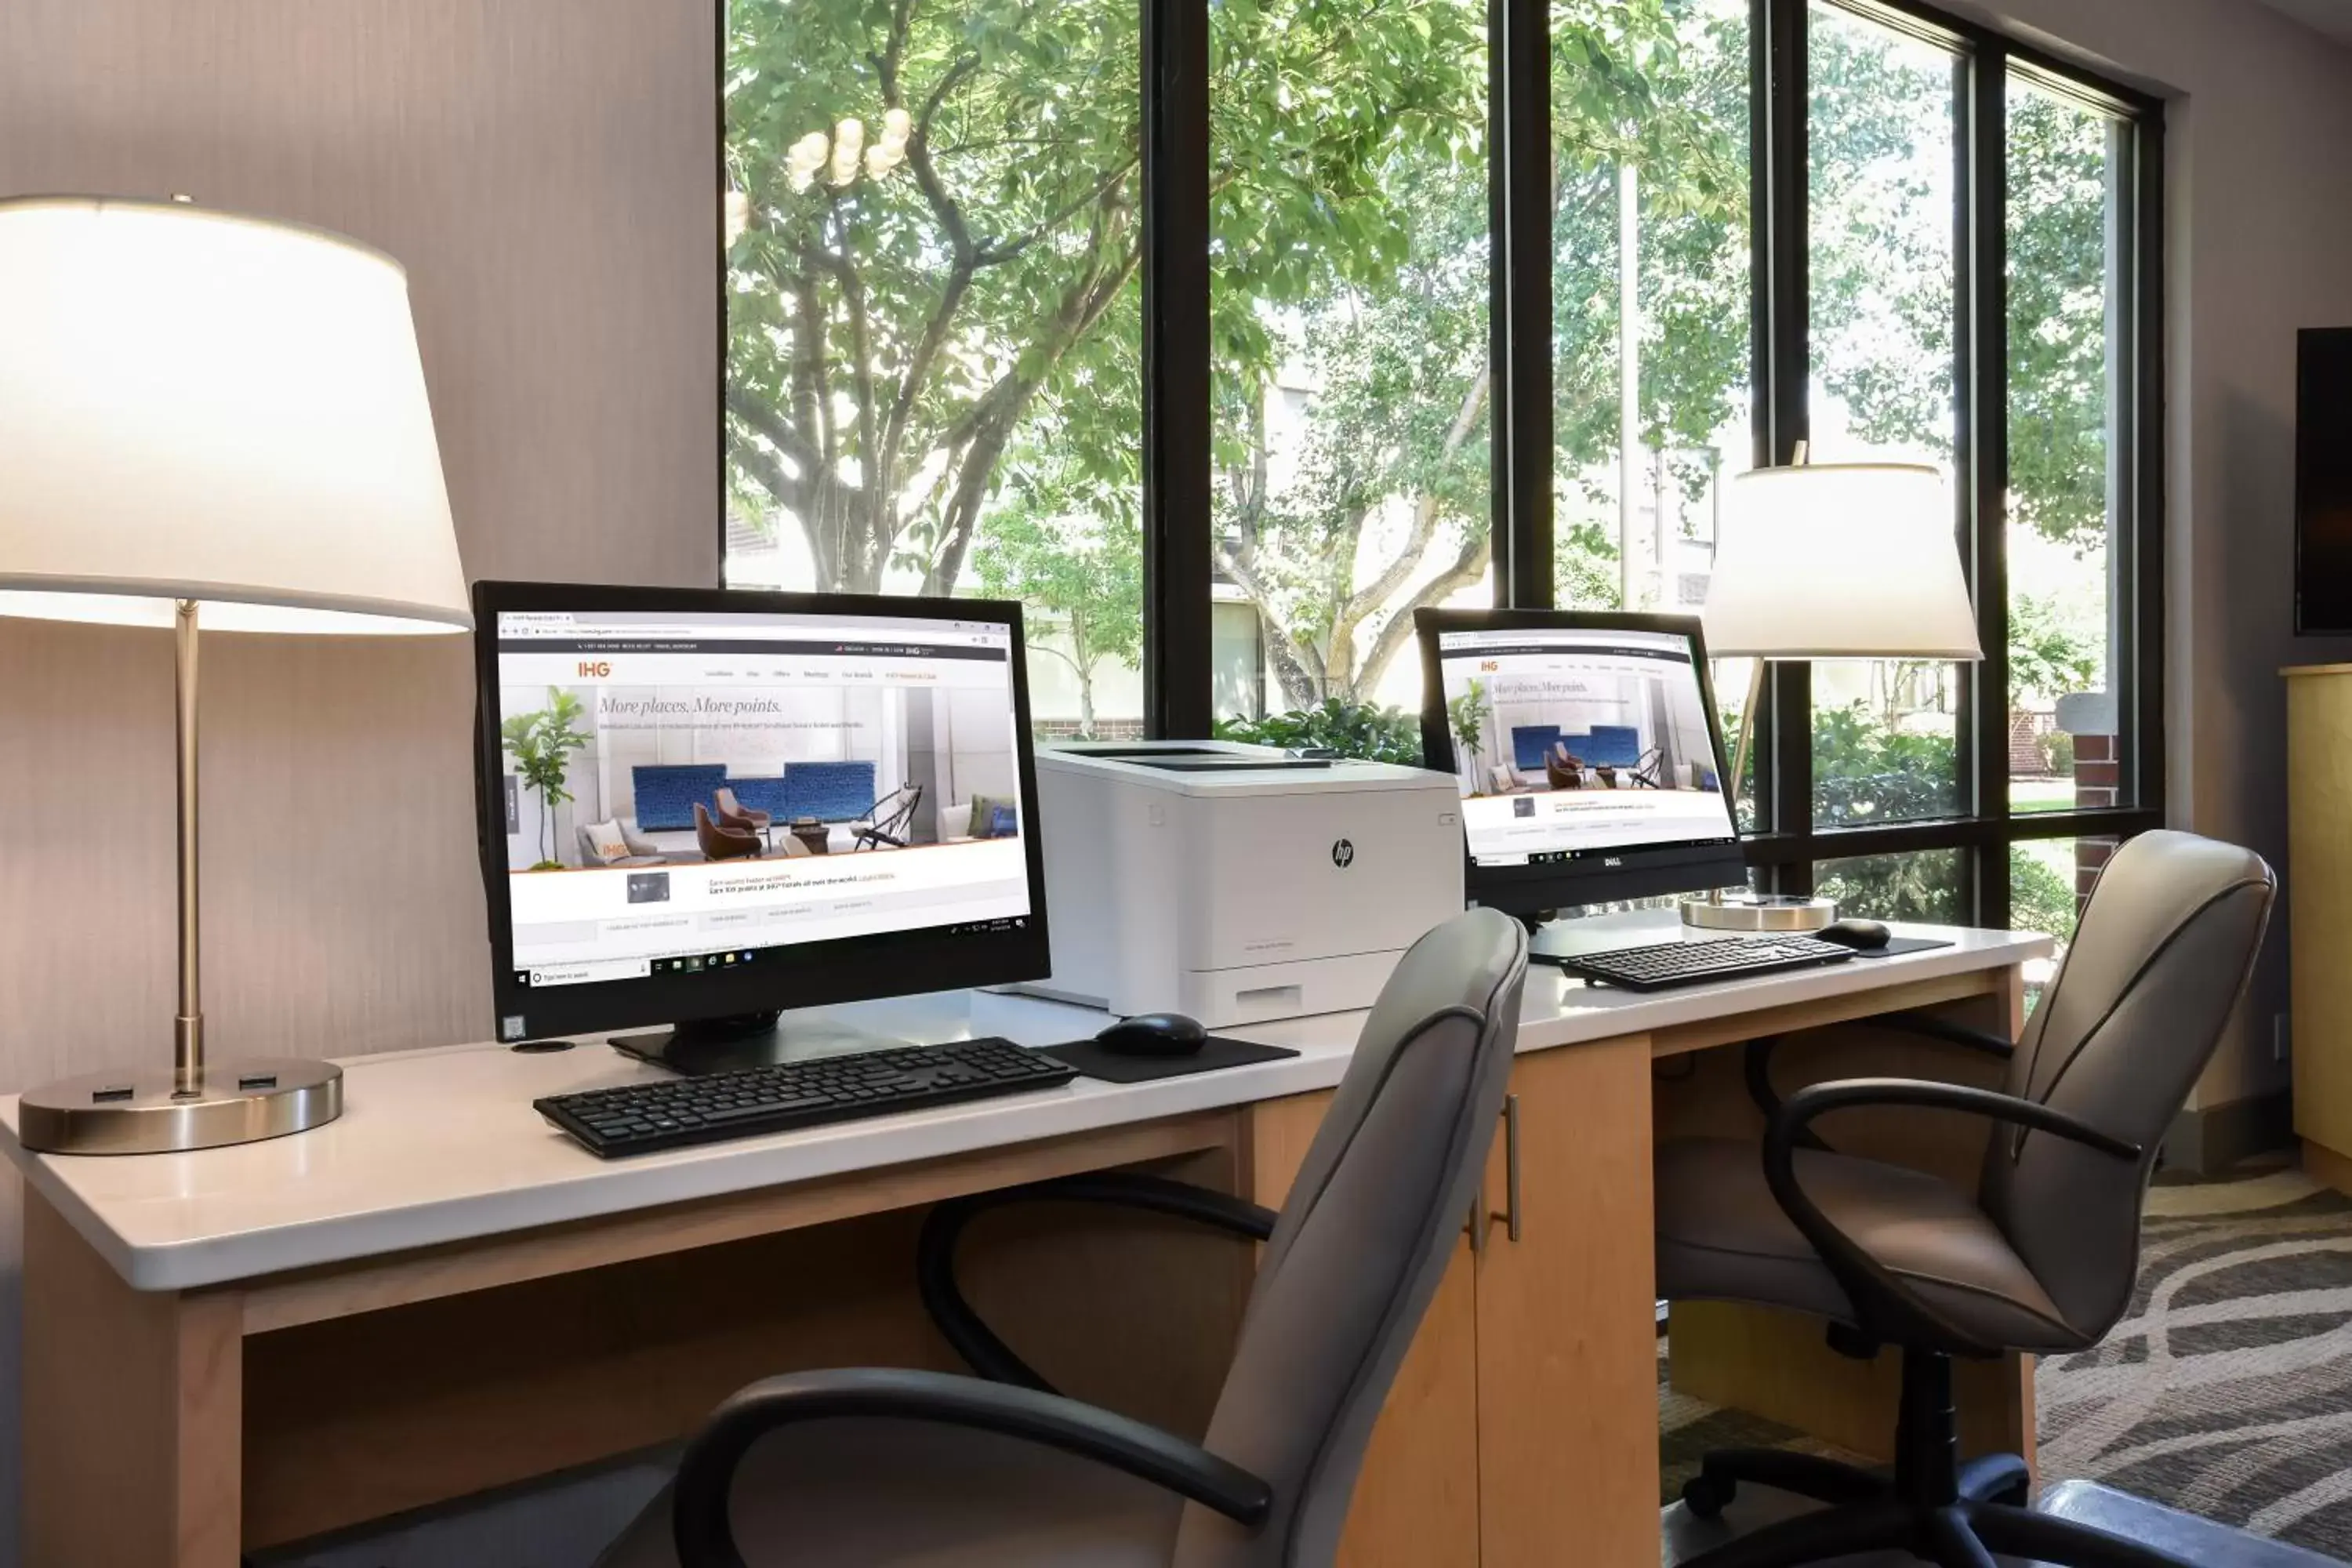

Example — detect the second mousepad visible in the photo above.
[1848,935,1955,959]
[1042,1036,1301,1083]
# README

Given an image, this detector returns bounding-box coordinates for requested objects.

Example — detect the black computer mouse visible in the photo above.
[1095,1012,1209,1058]
[1818,918,1892,951]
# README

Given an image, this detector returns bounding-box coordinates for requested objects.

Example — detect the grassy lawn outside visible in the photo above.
[2010,776,2076,814]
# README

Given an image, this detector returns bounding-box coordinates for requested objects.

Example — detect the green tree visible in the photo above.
[1217,0,1752,707]
[2006,89,2115,550]
[971,452,1144,735]
[2009,590,2100,706]
[726,0,1143,593]
[501,688,593,869]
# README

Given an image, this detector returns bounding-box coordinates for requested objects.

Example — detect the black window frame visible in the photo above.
[715,0,2166,926]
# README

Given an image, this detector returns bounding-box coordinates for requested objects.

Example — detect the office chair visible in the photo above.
[692,802,763,862]
[593,906,1529,1568]
[1655,829,2274,1568]
[850,782,924,851]
[714,786,774,848]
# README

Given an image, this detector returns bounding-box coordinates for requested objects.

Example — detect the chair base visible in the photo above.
[1675,1349,2194,1568]
[1675,1484,2199,1568]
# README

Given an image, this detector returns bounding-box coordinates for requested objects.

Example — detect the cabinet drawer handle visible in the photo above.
[1494,1093,1523,1243]
[1465,1196,1485,1254]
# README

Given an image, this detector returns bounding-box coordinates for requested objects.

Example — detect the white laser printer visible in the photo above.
[1019,740,1467,1025]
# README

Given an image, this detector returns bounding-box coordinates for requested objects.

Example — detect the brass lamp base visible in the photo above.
[1679,892,1839,934]
[18,1058,342,1155]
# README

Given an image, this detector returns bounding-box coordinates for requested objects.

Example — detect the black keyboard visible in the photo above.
[1550,935,1857,992]
[535,1036,1078,1158]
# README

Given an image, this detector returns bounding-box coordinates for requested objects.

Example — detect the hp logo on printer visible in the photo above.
[1331,839,1356,869]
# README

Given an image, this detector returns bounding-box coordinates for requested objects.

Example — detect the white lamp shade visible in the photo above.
[0,197,469,634]
[1703,462,1982,661]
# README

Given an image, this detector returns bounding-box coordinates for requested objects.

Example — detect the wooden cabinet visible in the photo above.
[1248,1035,1658,1567]
[2287,665,2352,1189]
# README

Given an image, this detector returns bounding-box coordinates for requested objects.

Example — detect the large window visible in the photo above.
[721,0,2165,909]
[723,0,1145,738]
[1207,0,1491,726]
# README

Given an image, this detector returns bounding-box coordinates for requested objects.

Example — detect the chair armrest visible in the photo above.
[918,1172,1278,1392]
[1740,1009,2016,1140]
[671,1367,1272,1568]
[1761,1077,2140,1355]
[1875,1009,2016,1060]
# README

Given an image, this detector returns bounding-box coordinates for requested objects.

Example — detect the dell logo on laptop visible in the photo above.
[1604,856,1624,867]
[1331,839,1356,869]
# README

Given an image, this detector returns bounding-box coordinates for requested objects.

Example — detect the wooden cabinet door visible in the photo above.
[1248,1092,1483,1568]
[1473,1037,1659,1568]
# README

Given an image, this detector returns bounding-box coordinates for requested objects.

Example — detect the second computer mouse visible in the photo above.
[1818,918,1892,951]
[1095,1012,1209,1058]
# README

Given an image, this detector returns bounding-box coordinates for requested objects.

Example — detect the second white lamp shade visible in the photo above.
[1704,462,1982,661]
[0,196,470,634]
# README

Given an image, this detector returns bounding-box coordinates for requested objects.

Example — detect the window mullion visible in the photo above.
[1141,0,1213,736]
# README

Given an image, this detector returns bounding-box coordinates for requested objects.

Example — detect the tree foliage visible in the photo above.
[726,0,1142,593]
[970,451,1143,735]
[725,0,2120,728]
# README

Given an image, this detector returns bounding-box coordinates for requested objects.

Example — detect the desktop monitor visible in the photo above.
[473,582,1051,1072]
[1414,608,1745,917]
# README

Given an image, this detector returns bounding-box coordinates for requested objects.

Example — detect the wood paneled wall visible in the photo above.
[0,4,720,1556]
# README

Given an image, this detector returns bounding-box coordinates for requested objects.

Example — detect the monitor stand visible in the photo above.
[608,1009,915,1077]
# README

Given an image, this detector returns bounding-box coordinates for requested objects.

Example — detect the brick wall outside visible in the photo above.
[2073,731,2119,913]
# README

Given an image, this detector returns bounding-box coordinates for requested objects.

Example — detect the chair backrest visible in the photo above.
[694,802,754,861]
[1174,908,1526,1567]
[1979,829,2274,1341]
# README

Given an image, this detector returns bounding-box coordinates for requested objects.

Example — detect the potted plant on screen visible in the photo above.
[501,687,593,869]
[1448,680,1487,794]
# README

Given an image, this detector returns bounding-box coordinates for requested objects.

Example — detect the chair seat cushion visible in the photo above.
[1654,1137,2082,1352]
[594,1415,1183,1567]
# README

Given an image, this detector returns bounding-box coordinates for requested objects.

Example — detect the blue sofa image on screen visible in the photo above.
[1579,725,1643,768]
[1512,723,1645,771]
[722,776,790,818]
[631,764,727,832]
[1511,726,1563,771]
[782,760,878,823]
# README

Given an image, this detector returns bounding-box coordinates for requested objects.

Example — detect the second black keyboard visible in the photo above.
[1550,935,1858,992]
[536,1036,1078,1158]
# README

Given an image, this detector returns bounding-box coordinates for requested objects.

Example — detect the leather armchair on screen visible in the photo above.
[590,907,1529,1568]
[1655,829,2274,1568]
[1545,742,1586,789]
[692,802,763,862]
[713,786,773,849]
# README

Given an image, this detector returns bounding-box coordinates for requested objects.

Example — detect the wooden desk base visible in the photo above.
[22,966,2035,1568]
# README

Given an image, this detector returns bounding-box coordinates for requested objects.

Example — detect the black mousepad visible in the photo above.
[1848,935,1955,959]
[1042,1036,1301,1083]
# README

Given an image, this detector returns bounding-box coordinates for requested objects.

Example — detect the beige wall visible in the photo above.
[1945,0,2352,1108]
[0,1,718,1557]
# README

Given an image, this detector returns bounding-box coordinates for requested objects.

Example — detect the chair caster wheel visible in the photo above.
[1682,1473,1735,1520]
[1987,1480,2029,1508]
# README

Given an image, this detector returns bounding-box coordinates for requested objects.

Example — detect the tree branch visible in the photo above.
[975,154,1140,266]
[906,56,983,263]
[881,261,977,488]
[726,425,810,521]
[1356,528,1493,699]
[725,385,823,488]
[1337,365,1489,632]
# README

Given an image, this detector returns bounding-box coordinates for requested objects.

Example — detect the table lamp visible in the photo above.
[1694,449,1982,927]
[0,196,470,1155]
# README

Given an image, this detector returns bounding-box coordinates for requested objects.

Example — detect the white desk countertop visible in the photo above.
[0,913,2047,1291]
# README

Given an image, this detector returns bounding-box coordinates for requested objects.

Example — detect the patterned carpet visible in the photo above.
[1661,1162,2352,1560]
